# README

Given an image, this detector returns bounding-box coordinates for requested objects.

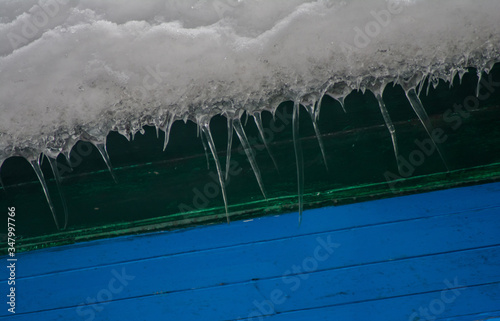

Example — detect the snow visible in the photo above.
[0,0,499,162]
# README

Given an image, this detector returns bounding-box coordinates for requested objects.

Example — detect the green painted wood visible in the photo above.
[1,65,500,253]
[10,181,500,279]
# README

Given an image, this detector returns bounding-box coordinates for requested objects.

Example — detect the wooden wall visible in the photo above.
[1,182,500,320]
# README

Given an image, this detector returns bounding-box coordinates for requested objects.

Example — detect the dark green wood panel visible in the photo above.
[1,65,500,253]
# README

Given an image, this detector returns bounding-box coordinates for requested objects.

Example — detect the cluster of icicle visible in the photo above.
[1,0,500,228]
[2,62,499,230]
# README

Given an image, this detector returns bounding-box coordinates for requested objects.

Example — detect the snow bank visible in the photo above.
[1,0,499,162]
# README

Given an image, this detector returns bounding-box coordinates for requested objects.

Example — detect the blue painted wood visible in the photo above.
[10,182,500,278]
[7,209,500,315]
[1,182,500,320]
[3,283,500,320]
[438,313,500,321]
[235,283,500,321]
[11,245,500,320]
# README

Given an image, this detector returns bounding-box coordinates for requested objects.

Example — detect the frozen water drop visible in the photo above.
[30,158,60,230]
[225,116,234,181]
[253,112,279,171]
[303,103,328,170]
[458,69,467,84]
[293,101,304,224]
[317,87,328,117]
[376,94,401,174]
[426,78,432,96]
[337,96,346,113]
[95,143,118,183]
[233,118,267,199]
[0,167,5,193]
[47,156,69,230]
[405,88,449,171]
[417,75,427,97]
[476,70,483,97]
[200,123,230,223]
[449,69,457,88]
[162,114,175,151]
[199,128,211,170]
[62,151,73,170]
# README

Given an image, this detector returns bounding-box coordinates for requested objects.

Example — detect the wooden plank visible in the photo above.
[437,312,500,321]
[254,246,500,314]
[236,283,500,321]
[35,245,499,320]
[10,182,500,278]
[2,280,499,320]
[4,209,500,316]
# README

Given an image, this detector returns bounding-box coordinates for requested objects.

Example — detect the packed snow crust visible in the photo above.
[1,0,499,163]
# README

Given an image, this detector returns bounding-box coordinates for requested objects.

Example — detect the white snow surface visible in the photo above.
[0,0,499,162]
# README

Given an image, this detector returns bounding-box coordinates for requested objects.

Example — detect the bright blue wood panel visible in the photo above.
[440,313,500,321]
[1,182,500,320]
[8,209,500,315]
[3,283,500,321]
[9,181,500,279]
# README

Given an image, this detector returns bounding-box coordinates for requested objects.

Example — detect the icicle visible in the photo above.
[417,75,427,97]
[426,77,432,96]
[243,112,249,126]
[199,129,211,170]
[200,125,230,224]
[476,70,483,97]
[225,117,234,181]
[95,143,118,183]
[449,69,457,89]
[117,129,131,141]
[293,101,304,223]
[47,156,69,230]
[432,77,439,90]
[0,161,5,192]
[60,151,74,174]
[304,104,328,170]
[155,126,159,139]
[458,69,466,85]
[62,151,72,166]
[312,118,328,170]
[376,94,401,174]
[0,169,5,193]
[162,115,174,151]
[405,88,449,170]
[318,87,328,115]
[233,118,267,199]
[253,112,279,171]
[318,80,334,116]
[30,158,60,230]
[337,96,347,113]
